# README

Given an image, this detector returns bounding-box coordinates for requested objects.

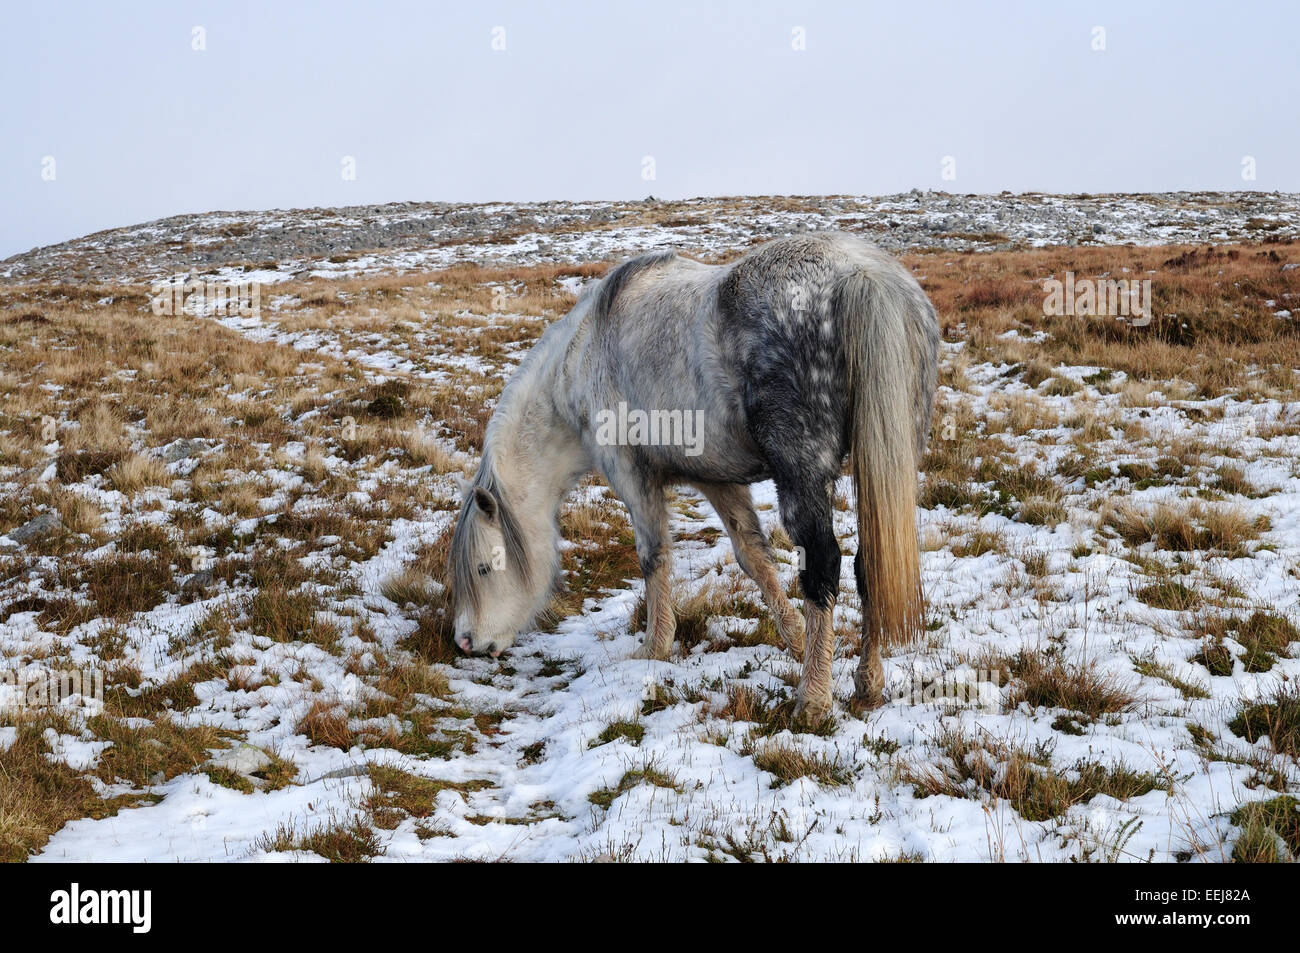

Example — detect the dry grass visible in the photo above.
[106,453,170,493]
[898,726,1169,823]
[1001,651,1139,719]
[1193,610,1299,674]
[253,814,384,863]
[381,568,441,607]
[247,585,341,651]
[588,762,681,808]
[297,701,354,749]
[1230,796,1300,862]
[627,574,783,653]
[366,764,492,829]
[715,683,837,738]
[90,715,233,786]
[1229,685,1300,758]
[1101,501,1266,556]
[558,494,641,607]
[51,488,102,534]
[389,426,465,473]
[749,743,852,787]
[913,241,1300,399]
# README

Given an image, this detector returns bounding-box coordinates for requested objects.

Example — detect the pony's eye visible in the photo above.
[477,563,491,577]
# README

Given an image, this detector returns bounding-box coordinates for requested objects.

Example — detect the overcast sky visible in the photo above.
[4,0,1297,259]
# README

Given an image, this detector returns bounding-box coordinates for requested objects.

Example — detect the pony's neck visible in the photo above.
[482,351,589,576]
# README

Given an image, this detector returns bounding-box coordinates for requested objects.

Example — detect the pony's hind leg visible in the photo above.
[774,478,841,724]
[851,547,885,711]
[694,481,804,659]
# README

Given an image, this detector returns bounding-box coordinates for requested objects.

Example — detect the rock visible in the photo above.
[161,438,210,463]
[209,744,273,776]
[306,765,369,783]
[7,512,63,544]
[183,570,214,592]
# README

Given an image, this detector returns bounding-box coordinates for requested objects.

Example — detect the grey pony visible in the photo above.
[449,232,939,720]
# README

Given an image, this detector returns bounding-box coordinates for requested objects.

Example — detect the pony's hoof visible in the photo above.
[852,653,885,714]
[631,642,672,661]
[848,688,885,715]
[792,692,832,726]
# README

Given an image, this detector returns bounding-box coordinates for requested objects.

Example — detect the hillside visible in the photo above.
[2,194,1300,862]
[5,191,1300,286]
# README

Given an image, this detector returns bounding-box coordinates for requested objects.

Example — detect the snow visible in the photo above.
[28,397,1300,859]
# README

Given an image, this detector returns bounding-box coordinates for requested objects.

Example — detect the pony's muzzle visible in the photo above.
[455,632,503,658]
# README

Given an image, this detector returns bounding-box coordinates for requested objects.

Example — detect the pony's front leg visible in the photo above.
[631,542,676,660]
[607,473,676,660]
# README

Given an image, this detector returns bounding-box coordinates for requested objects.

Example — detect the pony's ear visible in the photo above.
[453,473,472,498]
[472,486,498,522]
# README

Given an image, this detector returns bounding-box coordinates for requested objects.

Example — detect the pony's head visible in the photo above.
[447,471,547,657]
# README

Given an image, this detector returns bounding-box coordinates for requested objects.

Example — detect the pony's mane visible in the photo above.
[591,250,677,322]
[448,453,536,614]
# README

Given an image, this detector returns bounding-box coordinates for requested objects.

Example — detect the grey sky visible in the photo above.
[4,0,1297,259]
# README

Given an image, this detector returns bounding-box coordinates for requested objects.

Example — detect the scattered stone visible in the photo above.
[183,570,214,592]
[161,438,212,463]
[306,765,370,783]
[7,512,63,544]
[208,744,274,777]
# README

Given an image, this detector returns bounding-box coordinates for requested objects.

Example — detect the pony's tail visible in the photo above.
[835,268,936,649]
